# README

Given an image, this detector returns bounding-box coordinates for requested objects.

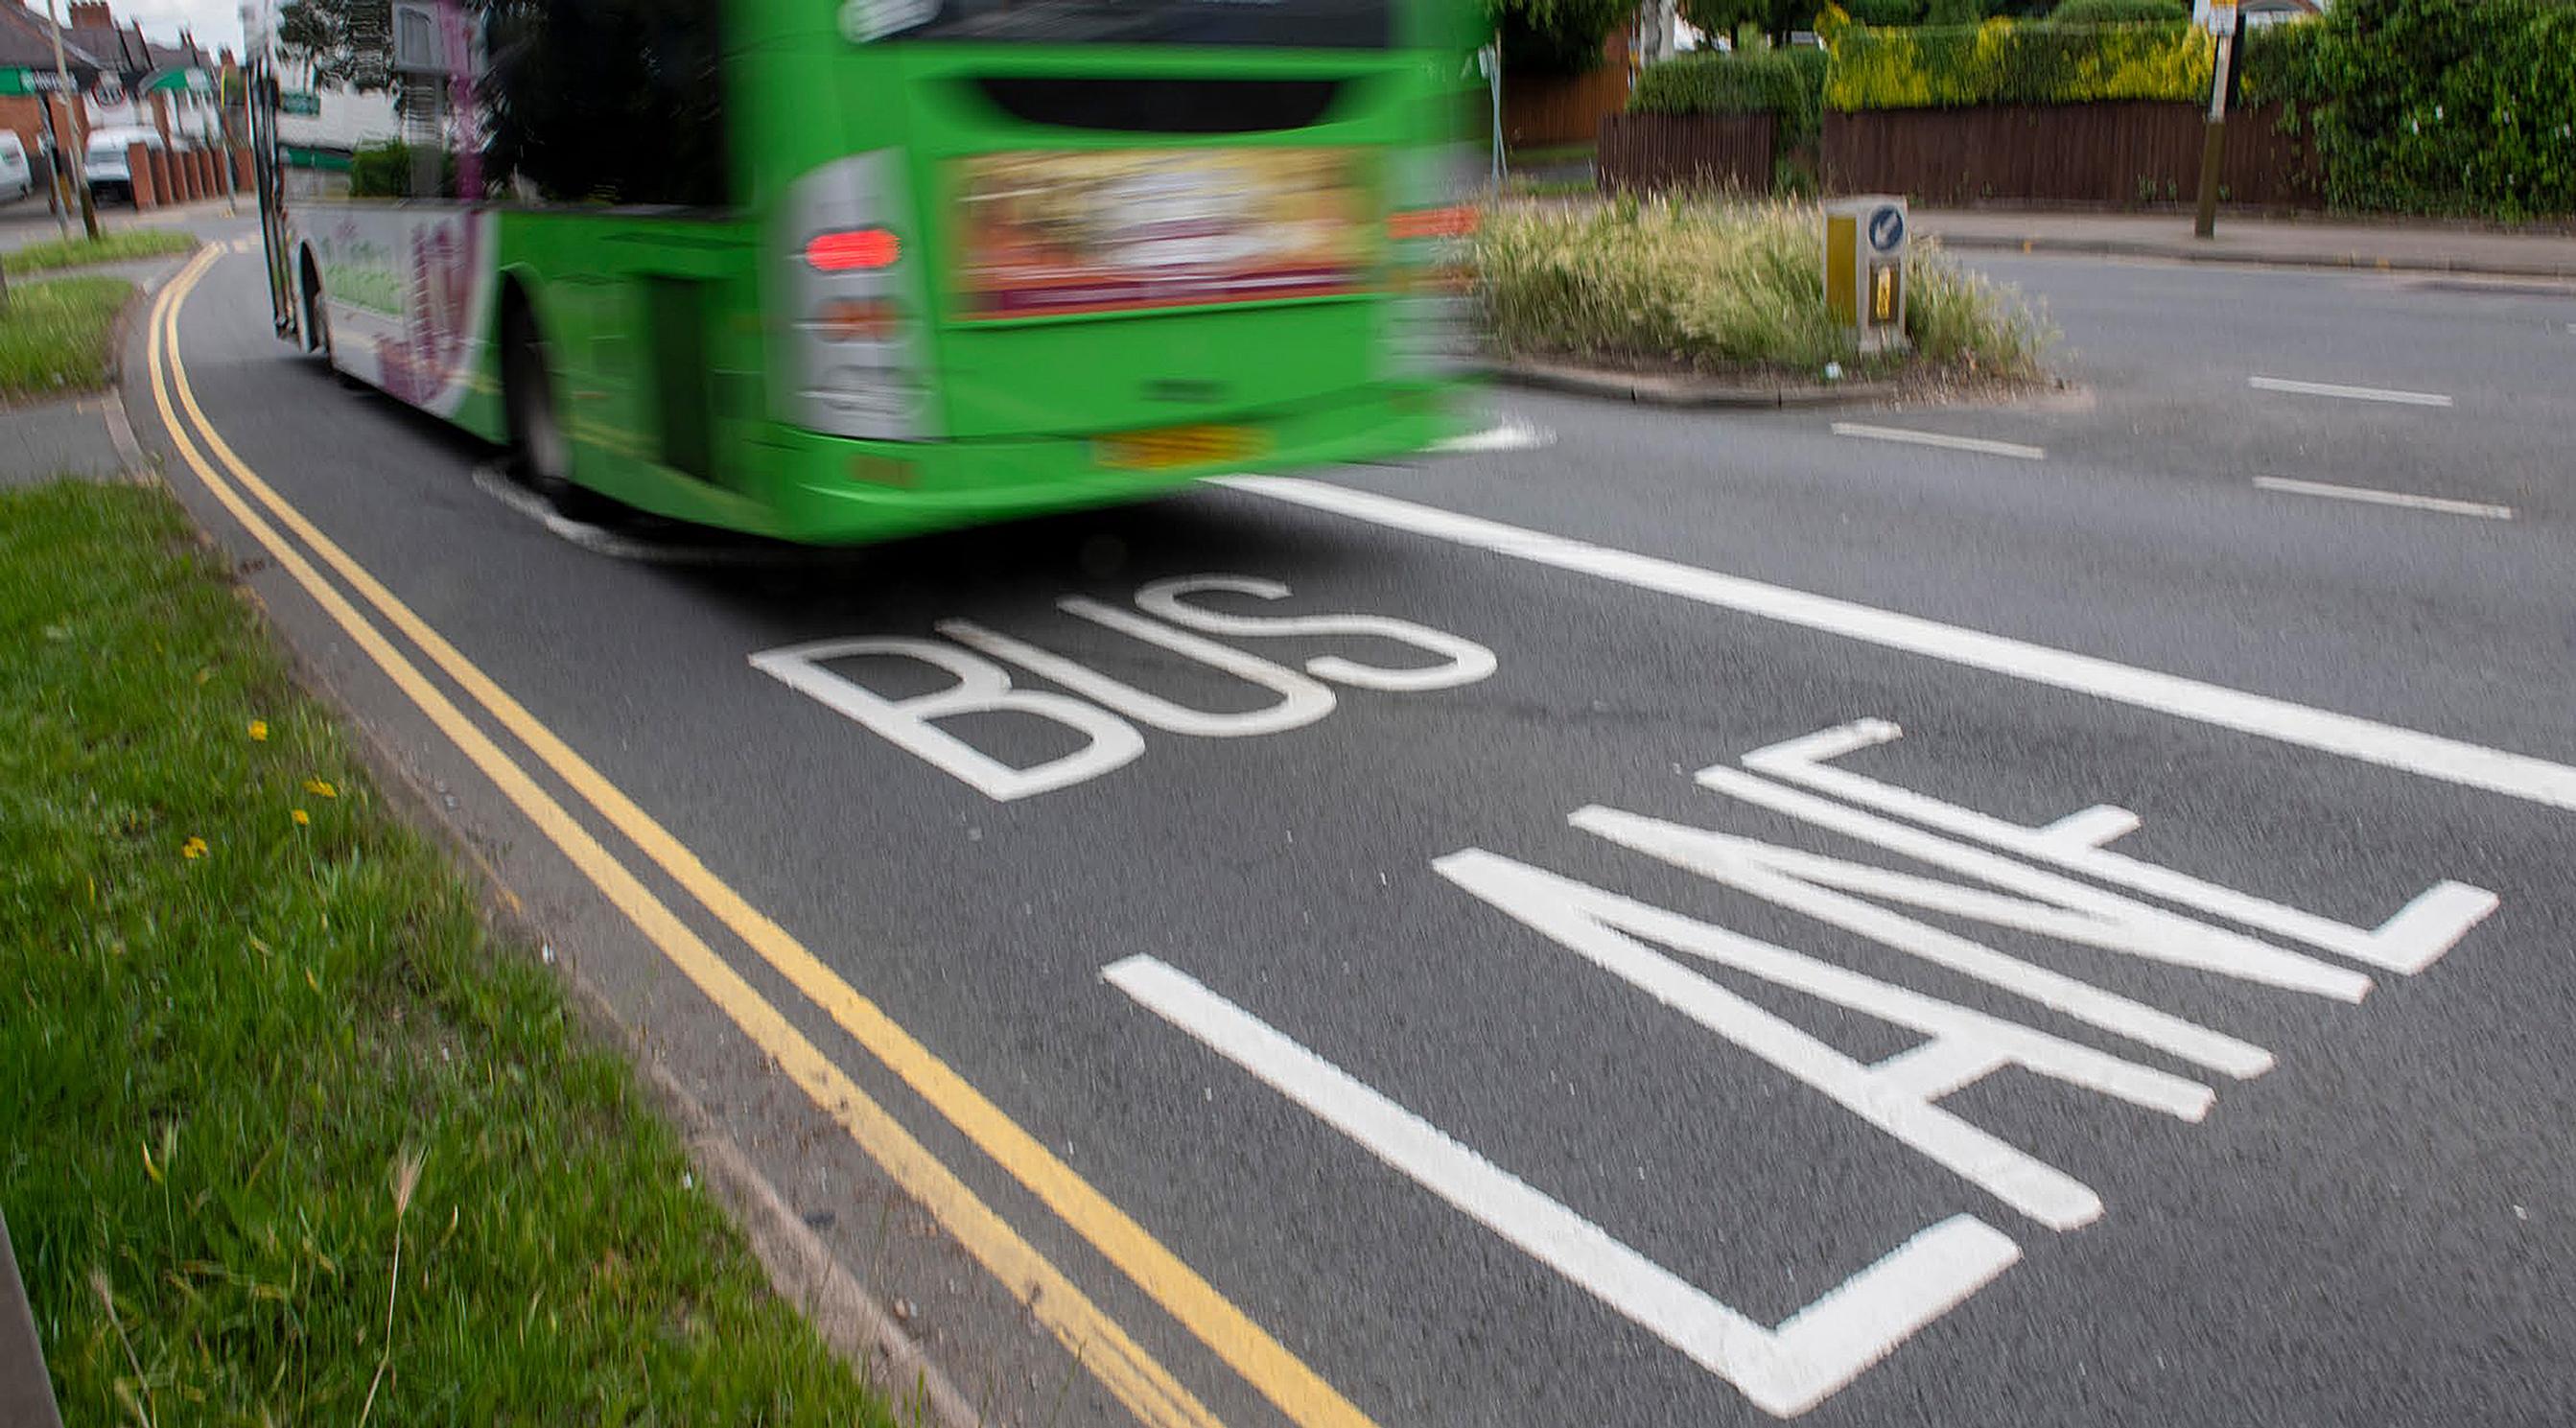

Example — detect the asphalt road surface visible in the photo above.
[139,226,2576,1428]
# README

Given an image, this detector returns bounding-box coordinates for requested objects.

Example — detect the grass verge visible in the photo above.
[2,228,199,276]
[0,481,899,1425]
[0,276,134,400]
[1474,195,2052,383]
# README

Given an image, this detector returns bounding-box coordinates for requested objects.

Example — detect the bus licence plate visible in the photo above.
[1093,424,1265,472]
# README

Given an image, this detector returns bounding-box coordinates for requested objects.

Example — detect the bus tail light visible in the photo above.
[805,226,902,272]
[1382,147,1481,380]
[812,296,905,343]
[782,152,932,442]
[1389,205,1478,242]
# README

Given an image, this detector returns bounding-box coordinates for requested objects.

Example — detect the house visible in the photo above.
[0,0,220,176]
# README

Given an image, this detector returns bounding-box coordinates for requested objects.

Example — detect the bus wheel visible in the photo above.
[502,304,610,524]
[301,253,345,376]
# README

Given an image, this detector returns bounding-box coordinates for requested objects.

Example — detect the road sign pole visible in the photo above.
[42,0,100,239]
[2192,2,2238,241]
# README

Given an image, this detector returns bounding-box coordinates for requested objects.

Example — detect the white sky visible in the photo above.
[88,0,246,56]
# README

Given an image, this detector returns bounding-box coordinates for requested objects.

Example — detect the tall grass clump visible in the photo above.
[1473,195,2049,378]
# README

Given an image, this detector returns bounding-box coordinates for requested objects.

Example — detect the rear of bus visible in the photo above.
[743,0,1481,541]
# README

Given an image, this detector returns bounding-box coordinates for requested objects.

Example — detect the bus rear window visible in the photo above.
[865,0,1393,48]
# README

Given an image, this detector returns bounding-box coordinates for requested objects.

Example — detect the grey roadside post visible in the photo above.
[0,1211,66,1428]
[2192,0,2239,241]
[42,0,101,240]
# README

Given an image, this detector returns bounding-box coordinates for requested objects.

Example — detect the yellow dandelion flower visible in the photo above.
[292,808,310,826]
[247,719,269,741]
[180,836,208,860]
[304,779,338,799]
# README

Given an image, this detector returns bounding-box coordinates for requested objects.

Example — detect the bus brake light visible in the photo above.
[1390,205,1477,241]
[806,227,902,272]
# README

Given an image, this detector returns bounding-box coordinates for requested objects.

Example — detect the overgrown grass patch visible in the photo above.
[0,276,133,399]
[1473,195,2050,381]
[2,228,199,276]
[0,481,897,1425]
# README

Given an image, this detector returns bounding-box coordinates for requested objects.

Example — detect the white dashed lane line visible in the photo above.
[2248,376,2454,407]
[1829,423,2047,461]
[2252,477,2514,521]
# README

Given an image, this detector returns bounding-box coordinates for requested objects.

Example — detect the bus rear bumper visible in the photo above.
[760,382,1472,545]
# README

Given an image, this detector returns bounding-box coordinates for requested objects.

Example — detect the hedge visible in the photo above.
[2277,0,2576,220]
[1628,48,1830,148]
[2049,0,2186,22]
[348,140,458,199]
[1825,18,2211,109]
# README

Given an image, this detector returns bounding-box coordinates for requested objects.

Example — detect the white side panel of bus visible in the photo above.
[307,205,498,418]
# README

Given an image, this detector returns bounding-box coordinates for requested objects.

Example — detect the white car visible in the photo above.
[0,132,32,203]
[83,127,166,204]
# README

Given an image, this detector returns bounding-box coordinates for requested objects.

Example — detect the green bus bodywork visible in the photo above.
[280,12,1481,545]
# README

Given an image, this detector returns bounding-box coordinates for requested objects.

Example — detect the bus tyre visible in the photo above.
[503,305,611,525]
[302,256,359,387]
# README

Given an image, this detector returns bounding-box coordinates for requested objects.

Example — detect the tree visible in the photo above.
[1679,0,1818,42]
[1487,0,1639,72]
[273,0,393,91]
[2049,0,2187,21]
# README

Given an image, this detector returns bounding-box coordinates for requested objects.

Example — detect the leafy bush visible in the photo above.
[1472,196,2049,375]
[347,139,457,199]
[2236,16,2330,106]
[1826,16,2211,108]
[1487,0,1636,72]
[2283,0,2576,220]
[1631,49,1830,148]
[2049,0,2186,22]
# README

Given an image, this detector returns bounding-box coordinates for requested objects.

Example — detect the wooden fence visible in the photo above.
[1822,102,2320,208]
[1597,113,1778,195]
[1502,29,1634,151]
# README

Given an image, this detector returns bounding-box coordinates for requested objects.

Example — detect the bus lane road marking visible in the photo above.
[149,247,1380,1428]
[1214,475,2576,814]
[1108,718,2497,1417]
[749,575,1497,801]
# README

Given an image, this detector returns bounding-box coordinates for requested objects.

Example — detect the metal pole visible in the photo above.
[2192,10,2236,241]
[42,0,101,239]
[38,90,71,240]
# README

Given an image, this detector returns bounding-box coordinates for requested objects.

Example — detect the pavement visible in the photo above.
[1919,207,2576,280]
[1,199,246,487]
[0,391,140,485]
[118,222,2576,1428]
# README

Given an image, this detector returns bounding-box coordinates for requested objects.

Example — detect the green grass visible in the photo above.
[1504,176,1598,199]
[0,276,133,399]
[1473,195,2051,379]
[1,228,199,276]
[1505,140,1598,169]
[0,481,900,1426]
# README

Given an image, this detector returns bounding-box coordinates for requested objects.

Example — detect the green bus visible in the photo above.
[246,0,1482,545]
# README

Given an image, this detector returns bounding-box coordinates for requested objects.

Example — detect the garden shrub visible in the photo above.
[1825,17,2210,108]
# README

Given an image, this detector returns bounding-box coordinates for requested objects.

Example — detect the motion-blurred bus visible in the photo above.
[244,0,1481,543]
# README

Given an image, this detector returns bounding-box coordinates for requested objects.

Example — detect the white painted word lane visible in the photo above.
[747,574,1497,801]
[1110,719,2498,1418]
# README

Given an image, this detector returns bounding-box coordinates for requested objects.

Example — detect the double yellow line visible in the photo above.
[146,246,1377,1428]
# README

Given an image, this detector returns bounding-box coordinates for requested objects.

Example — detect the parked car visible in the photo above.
[83,127,166,204]
[0,132,32,203]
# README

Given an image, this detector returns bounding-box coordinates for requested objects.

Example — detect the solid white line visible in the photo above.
[1432,419,1556,455]
[1829,423,2046,461]
[1102,954,2020,1418]
[2253,477,2514,521]
[1213,476,2576,813]
[2248,376,2453,407]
